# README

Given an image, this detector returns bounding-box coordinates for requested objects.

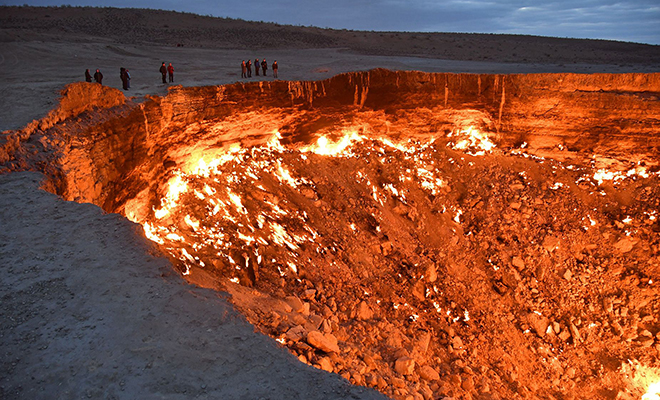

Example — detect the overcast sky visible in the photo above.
[3,0,659,45]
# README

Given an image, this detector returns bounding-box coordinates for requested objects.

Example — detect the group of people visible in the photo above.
[85,58,280,90]
[241,58,278,79]
[85,68,104,85]
[159,62,175,83]
[85,67,131,90]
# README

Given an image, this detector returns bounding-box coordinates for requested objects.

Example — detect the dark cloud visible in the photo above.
[1,0,658,44]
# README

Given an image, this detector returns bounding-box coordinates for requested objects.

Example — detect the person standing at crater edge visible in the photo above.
[159,62,167,84]
[254,58,260,76]
[246,59,252,78]
[261,59,267,76]
[241,60,247,78]
[167,63,174,83]
[85,69,92,82]
[120,67,128,90]
[272,60,278,79]
[94,69,103,85]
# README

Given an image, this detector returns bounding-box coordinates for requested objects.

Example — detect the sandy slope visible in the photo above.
[0,6,659,400]
[0,171,387,400]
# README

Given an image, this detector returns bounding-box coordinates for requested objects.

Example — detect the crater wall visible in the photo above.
[1,69,658,213]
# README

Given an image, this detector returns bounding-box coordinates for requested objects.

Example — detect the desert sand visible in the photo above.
[1,6,659,400]
[1,6,659,132]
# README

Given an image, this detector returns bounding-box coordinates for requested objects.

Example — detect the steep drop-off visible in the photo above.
[2,69,659,212]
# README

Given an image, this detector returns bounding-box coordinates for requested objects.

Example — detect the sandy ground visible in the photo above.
[0,171,387,400]
[1,40,644,133]
[1,6,659,400]
[1,14,658,133]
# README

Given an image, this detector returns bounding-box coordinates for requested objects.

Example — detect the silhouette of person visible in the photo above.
[246,59,252,77]
[85,69,92,82]
[120,67,128,90]
[254,58,260,76]
[126,69,131,89]
[94,69,103,85]
[261,59,267,76]
[272,60,278,79]
[241,60,247,78]
[167,63,174,82]
[159,62,167,84]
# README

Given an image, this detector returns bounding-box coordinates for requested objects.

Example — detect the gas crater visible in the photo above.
[3,69,660,400]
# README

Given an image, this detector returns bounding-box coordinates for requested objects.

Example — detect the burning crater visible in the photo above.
[2,69,660,399]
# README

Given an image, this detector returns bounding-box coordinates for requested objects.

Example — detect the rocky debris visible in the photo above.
[635,329,655,347]
[285,295,305,313]
[356,301,374,321]
[569,322,582,344]
[512,256,525,270]
[527,313,550,337]
[614,237,636,253]
[318,356,334,372]
[394,356,415,376]
[418,365,440,381]
[307,331,340,354]
[425,264,437,283]
[286,325,306,342]
[542,235,560,252]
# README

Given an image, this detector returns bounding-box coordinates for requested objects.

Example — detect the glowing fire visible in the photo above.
[128,126,498,279]
[621,360,660,400]
[114,117,660,400]
[302,131,364,156]
[644,382,660,400]
[131,124,658,287]
[592,165,654,186]
[446,126,496,155]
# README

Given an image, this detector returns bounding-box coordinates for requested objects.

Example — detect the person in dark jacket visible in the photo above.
[246,59,252,77]
[254,58,260,76]
[241,60,247,78]
[159,62,167,84]
[272,60,278,79]
[85,69,92,82]
[120,67,128,90]
[167,63,174,82]
[261,59,267,76]
[94,69,103,85]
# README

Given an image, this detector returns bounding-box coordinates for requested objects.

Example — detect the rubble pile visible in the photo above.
[137,128,660,400]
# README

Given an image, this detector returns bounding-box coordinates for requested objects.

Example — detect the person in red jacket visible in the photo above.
[167,63,174,82]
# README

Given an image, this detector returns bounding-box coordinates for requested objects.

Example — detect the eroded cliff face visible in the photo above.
[4,69,658,212]
[2,69,660,400]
